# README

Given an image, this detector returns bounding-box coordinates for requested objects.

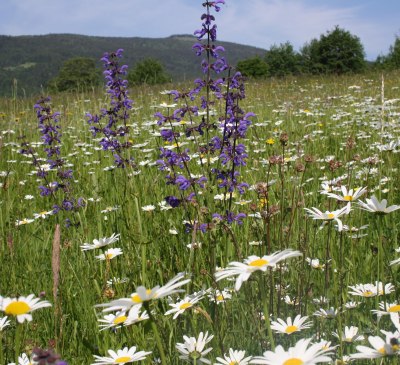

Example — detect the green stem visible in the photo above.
[14,323,23,364]
[0,332,3,365]
[145,303,167,365]
[259,275,275,350]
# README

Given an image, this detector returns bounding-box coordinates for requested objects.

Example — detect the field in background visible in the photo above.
[1,71,400,364]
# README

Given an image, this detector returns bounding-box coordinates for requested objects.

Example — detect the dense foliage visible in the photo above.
[49,57,101,92]
[127,58,170,85]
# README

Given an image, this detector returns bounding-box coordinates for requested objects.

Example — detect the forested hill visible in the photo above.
[0,33,265,97]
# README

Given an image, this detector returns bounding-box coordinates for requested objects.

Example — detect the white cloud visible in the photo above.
[0,0,398,59]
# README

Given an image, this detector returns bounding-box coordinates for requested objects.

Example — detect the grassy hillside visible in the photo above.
[0,33,265,97]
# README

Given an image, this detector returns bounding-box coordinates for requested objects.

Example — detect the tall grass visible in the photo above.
[1,64,400,364]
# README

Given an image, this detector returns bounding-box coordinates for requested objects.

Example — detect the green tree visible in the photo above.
[314,26,366,74]
[264,42,301,77]
[50,57,101,92]
[383,36,400,69]
[236,56,268,78]
[128,58,170,85]
[299,39,325,74]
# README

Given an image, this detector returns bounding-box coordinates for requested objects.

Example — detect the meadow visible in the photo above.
[1,3,400,365]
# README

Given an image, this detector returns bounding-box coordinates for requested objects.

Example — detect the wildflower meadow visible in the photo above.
[1,1,400,364]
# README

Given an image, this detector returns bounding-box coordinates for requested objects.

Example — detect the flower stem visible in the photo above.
[145,303,167,365]
[14,323,23,364]
[259,275,275,350]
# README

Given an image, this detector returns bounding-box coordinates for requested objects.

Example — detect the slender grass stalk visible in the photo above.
[14,323,23,364]
[144,303,167,365]
[259,275,275,350]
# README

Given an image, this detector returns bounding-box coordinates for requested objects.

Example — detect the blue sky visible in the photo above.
[0,0,399,60]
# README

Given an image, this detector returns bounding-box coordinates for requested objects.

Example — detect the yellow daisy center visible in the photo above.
[343,195,353,201]
[378,347,386,355]
[285,325,298,334]
[229,362,239,365]
[363,290,374,297]
[113,315,127,325]
[179,302,193,310]
[284,358,304,365]
[131,289,152,303]
[216,294,224,301]
[5,301,30,315]
[248,258,269,267]
[388,305,400,312]
[115,356,131,363]
[327,213,335,219]
[106,253,114,259]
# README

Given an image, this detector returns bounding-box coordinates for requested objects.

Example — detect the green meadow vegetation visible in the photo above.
[1,69,400,364]
[1,2,400,365]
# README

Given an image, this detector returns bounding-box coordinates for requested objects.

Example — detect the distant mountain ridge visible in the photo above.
[0,33,266,97]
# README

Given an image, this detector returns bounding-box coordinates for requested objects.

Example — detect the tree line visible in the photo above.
[50,26,400,92]
[237,26,400,78]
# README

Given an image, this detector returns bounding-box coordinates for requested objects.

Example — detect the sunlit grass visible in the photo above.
[0,70,400,363]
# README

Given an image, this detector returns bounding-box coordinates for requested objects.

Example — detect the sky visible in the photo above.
[0,0,399,61]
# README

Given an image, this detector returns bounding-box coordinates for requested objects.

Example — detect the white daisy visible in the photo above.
[314,307,338,319]
[357,195,400,214]
[33,210,54,219]
[15,218,34,226]
[351,334,400,360]
[250,337,333,364]
[207,289,232,304]
[325,186,367,202]
[304,203,351,231]
[7,352,34,365]
[270,314,312,335]
[215,249,302,291]
[98,306,148,331]
[92,346,151,364]
[1,294,51,323]
[97,272,190,312]
[164,291,205,319]
[96,248,123,261]
[332,326,364,343]
[215,348,252,365]
[176,331,214,365]
[80,233,120,251]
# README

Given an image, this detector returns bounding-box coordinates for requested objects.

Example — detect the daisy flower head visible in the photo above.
[98,272,190,312]
[7,352,34,365]
[332,326,364,343]
[314,307,338,319]
[306,258,325,270]
[208,288,232,304]
[1,294,51,323]
[80,233,120,251]
[349,282,394,298]
[98,306,149,331]
[92,346,151,364]
[96,248,123,261]
[357,195,400,214]
[372,301,400,318]
[250,337,333,364]
[351,334,400,360]
[325,186,367,203]
[304,203,351,231]
[176,331,214,364]
[270,314,312,335]
[33,210,54,219]
[164,291,205,319]
[215,249,302,291]
[215,348,252,365]
[15,218,34,226]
